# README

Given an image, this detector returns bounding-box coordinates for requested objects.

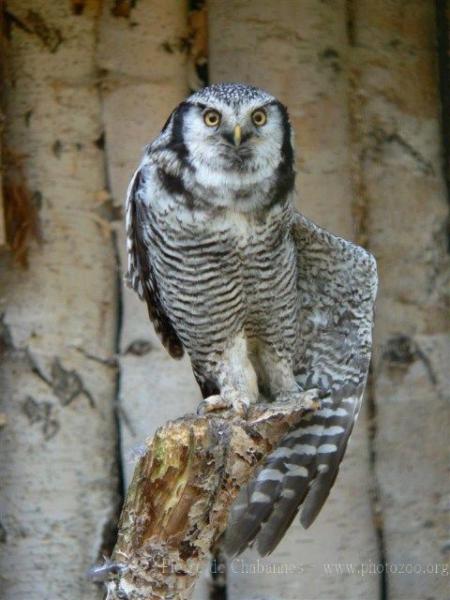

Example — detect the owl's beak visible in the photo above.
[233,124,242,146]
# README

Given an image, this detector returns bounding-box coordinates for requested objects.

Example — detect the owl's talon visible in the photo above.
[196,395,249,418]
[197,395,230,415]
[230,397,249,418]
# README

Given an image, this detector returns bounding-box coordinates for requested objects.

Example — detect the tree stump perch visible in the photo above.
[100,391,320,600]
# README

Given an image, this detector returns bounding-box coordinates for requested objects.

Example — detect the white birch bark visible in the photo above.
[208,2,379,598]
[97,0,200,490]
[351,2,450,598]
[0,2,118,599]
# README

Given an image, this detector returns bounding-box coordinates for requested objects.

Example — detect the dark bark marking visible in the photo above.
[51,358,95,408]
[0,522,7,543]
[382,334,439,391]
[111,0,138,18]
[0,315,15,354]
[52,140,63,158]
[22,395,60,440]
[124,339,153,356]
[364,127,435,176]
[4,10,63,53]
[70,0,86,16]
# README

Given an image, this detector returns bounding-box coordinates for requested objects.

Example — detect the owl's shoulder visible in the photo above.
[129,152,179,211]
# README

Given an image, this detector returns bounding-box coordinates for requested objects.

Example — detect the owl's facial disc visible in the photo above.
[182,100,287,175]
[168,84,295,208]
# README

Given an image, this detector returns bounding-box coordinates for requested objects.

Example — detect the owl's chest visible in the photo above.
[157,204,286,262]
[150,205,296,309]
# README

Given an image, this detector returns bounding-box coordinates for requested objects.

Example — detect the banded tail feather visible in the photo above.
[224,388,361,556]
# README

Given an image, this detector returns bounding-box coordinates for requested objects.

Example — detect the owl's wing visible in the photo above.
[125,165,184,359]
[225,212,377,556]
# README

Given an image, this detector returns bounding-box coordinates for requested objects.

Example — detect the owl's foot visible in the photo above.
[272,388,321,411]
[197,395,228,415]
[196,394,249,418]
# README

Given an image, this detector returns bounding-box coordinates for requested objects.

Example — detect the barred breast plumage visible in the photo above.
[147,202,299,359]
[129,155,299,398]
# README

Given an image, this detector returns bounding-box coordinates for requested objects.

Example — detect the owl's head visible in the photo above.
[161,83,295,209]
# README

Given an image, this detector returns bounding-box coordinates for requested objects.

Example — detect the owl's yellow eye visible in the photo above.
[251,109,267,127]
[203,109,221,127]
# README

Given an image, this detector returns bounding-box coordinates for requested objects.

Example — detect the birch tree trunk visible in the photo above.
[208,2,379,599]
[97,0,200,491]
[350,2,450,598]
[0,2,118,599]
[97,2,213,598]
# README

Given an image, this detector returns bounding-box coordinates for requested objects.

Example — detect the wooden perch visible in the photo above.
[100,390,320,600]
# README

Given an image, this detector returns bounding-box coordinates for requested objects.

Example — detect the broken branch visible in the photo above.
[100,391,320,600]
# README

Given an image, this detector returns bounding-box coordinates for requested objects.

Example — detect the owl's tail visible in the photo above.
[223,385,361,556]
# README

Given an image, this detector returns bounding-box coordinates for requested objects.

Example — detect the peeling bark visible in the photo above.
[101,394,319,600]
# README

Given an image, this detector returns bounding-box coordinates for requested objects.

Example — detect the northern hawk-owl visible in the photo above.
[125,83,377,555]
